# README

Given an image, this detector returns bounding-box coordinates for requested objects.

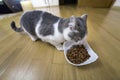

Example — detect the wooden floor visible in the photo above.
[0,5,120,80]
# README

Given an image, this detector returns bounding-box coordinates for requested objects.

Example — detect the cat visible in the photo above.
[11,10,87,51]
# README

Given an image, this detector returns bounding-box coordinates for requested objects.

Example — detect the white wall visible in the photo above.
[113,0,120,6]
[31,0,59,7]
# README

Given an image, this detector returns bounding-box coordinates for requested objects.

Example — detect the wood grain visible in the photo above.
[0,5,120,80]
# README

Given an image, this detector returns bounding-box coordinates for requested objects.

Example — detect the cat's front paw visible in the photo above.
[56,45,64,51]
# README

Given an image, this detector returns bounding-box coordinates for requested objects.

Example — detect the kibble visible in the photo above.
[67,45,90,64]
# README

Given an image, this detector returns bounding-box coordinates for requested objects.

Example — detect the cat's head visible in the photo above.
[63,14,87,42]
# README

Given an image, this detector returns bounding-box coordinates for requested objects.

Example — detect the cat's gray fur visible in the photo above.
[11,10,87,50]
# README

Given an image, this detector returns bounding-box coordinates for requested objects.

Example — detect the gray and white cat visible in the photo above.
[11,10,87,50]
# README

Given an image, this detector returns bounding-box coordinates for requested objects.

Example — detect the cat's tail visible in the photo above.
[11,21,23,32]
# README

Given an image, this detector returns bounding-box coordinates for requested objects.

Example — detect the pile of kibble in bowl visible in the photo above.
[67,45,90,64]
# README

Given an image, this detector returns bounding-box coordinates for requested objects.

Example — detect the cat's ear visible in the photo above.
[81,14,87,24]
[70,15,76,23]
[69,16,75,27]
[69,16,76,30]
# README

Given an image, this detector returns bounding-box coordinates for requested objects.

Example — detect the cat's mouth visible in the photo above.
[71,34,87,44]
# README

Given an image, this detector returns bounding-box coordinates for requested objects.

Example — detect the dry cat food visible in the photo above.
[67,45,90,64]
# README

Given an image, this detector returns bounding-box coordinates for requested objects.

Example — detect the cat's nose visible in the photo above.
[76,41,80,44]
[75,40,78,42]
[75,39,79,42]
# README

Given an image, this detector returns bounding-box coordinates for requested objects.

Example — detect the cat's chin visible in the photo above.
[71,37,87,45]
[76,40,84,45]
[78,35,87,44]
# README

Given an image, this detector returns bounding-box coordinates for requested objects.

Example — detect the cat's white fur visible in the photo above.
[22,16,66,50]
[35,15,66,50]
[63,28,71,41]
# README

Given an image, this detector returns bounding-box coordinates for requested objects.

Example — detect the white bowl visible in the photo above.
[63,40,98,66]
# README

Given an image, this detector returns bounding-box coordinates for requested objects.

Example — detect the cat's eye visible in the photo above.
[77,23,80,26]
